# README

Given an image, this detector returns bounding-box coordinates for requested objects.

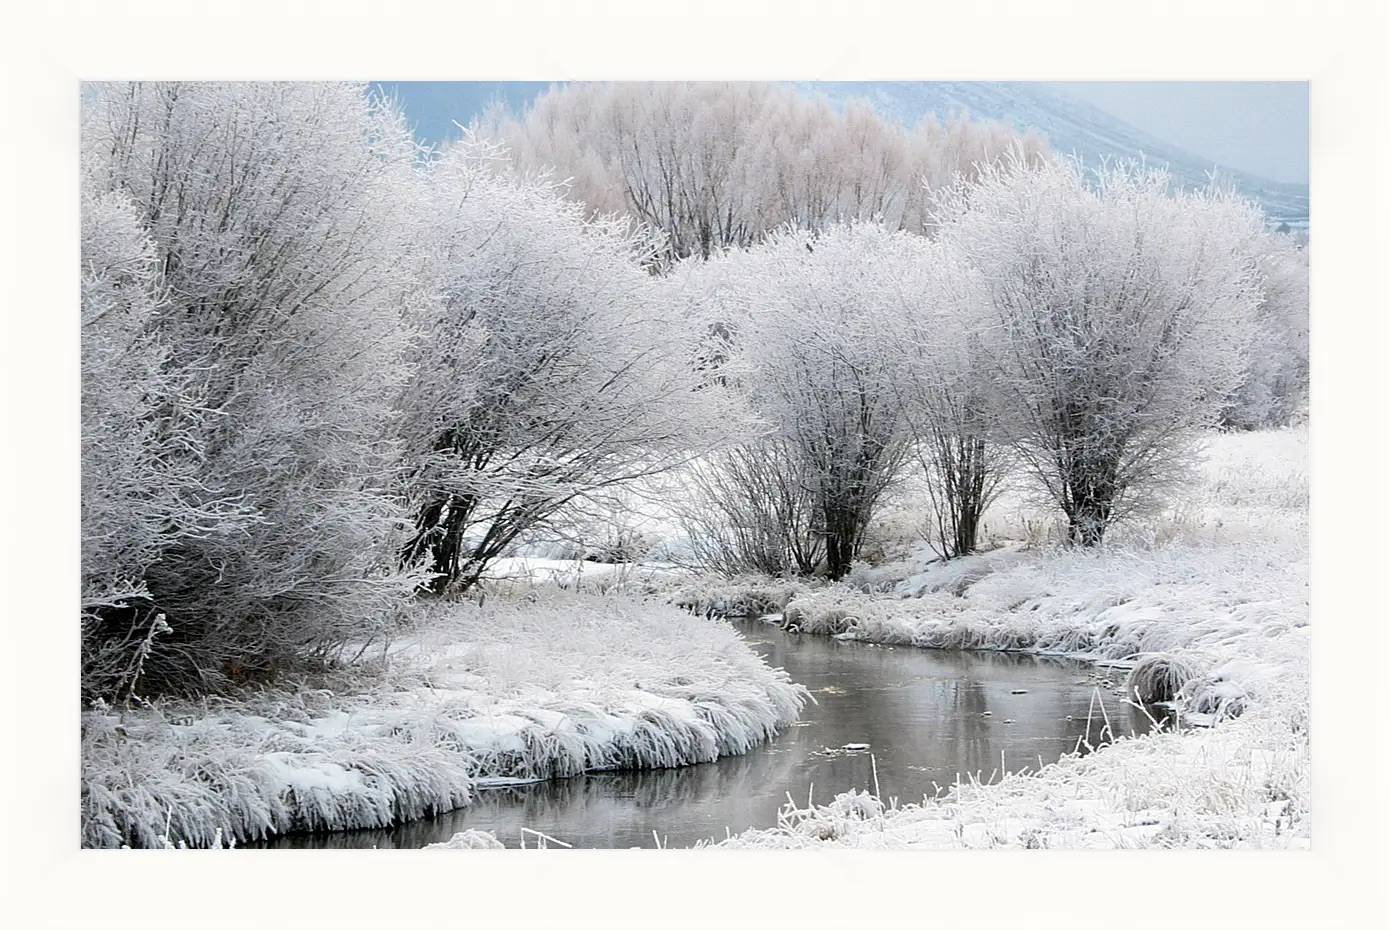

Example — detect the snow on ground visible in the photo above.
[769,539,1306,721]
[481,556,683,595]
[82,592,808,848]
[700,425,1310,849]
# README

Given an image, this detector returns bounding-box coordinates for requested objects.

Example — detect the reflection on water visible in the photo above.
[257,618,1158,849]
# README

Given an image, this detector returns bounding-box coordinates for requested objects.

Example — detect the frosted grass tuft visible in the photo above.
[83,592,807,848]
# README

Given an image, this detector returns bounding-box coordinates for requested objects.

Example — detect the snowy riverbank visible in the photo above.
[716,692,1307,848]
[411,427,1309,851]
[89,428,1309,851]
[707,426,1310,848]
[81,593,807,848]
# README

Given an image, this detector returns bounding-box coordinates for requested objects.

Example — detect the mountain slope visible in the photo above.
[794,81,1308,228]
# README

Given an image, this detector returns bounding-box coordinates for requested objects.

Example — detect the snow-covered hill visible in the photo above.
[794,81,1309,228]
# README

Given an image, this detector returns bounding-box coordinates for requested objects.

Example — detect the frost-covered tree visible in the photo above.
[80,191,258,700]
[658,255,820,577]
[886,242,1010,558]
[680,441,826,578]
[485,82,1049,262]
[396,141,728,593]
[692,224,925,580]
[81,82,427,693]
[1223,231,1310,429]
[82,190,189,611]
[934,157,1265,546]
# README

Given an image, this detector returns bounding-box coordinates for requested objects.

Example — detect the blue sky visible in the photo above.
[1051,82,1308,184]
[373,81,554,145]
[375,81,1309,186]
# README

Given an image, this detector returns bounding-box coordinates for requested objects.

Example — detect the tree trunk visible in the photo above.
[401,497,445,569]
[1063,445,1119,548]
[1066,498,1111,547]
[403,495,475,594]
[825,532,852,581]
[954,499,980,557]
[428,503,470,594]
[951,435,988,557]
[822,500,859,581]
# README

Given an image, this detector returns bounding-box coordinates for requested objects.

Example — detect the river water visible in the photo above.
[259,618,1157,849]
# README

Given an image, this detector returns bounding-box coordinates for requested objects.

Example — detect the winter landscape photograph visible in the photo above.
[7,2,1385,927]
[79,76,1314,853]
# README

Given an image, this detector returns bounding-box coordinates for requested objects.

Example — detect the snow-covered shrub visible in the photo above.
[395,138,728,594]
[678,224,932,580]
[767,789,887,842]
[880,239,1012,559]
[841,561,889,594]
[80,190,255,700]
[781,591,870,636]
[783,584,929,634]
[1223,232,1309,430]
[934,156,1267,546]
[854,498,937,570]
[81,82,427,695]
[678,442,826,577]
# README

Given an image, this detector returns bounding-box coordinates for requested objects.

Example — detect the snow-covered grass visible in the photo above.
[699,426,1310,849]
[772,539,1306,722]
[82,592,807,848]
[668,577,812,619]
